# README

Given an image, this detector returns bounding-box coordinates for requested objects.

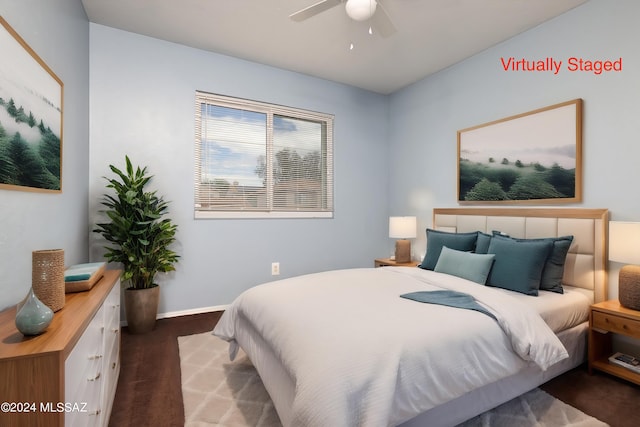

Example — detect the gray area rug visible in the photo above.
[179,332,608,427]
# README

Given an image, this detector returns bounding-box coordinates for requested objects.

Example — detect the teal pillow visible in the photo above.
[475,232,492,254]
[434,246,496,285]
[539,236,573,293]
[492,234,573,293]
[419,229,478,270]
[486,237,553,296]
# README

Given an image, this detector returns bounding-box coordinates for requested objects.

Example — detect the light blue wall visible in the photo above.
[88,24,390,314]
[389,0,638,298]
[0,0,90,310]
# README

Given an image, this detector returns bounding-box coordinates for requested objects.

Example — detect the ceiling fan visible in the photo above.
[290,0,397,38]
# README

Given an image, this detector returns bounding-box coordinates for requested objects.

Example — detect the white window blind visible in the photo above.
[194,91,334,219]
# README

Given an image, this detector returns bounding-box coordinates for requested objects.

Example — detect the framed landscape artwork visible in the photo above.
[457,99,582,204]
[0,16,63,193]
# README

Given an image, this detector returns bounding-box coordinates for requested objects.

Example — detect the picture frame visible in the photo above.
[457,99,582,204]
[0,16,63,193]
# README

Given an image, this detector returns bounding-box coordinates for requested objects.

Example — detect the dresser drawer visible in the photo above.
[102,336,120,418]
[66,372,103,427]
[103,282,120,360]
[592,310,640,336]
[65,304,105,394]
[104,283,120,333]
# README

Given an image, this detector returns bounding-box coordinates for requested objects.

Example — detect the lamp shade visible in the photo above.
[609,221,640,264]
[389,216,417,239]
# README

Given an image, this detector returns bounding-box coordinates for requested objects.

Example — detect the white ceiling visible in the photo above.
[81,0,588,95]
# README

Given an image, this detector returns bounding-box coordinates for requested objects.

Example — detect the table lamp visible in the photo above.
[389,216,417,263]
[609,221,640,310]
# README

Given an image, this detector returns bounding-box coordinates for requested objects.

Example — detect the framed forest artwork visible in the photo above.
[457,99,582,204]
[0,16,63,193]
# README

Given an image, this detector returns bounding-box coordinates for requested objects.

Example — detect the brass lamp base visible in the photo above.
[395,239,411,263]
[619,265,640,311]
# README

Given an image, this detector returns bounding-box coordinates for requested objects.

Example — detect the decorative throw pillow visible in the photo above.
[419,229,478,270]
[475,232,493,254]
[491,234,574,293]
[486,237,554,296]
[538,236,573,293]
[434,246,496,285]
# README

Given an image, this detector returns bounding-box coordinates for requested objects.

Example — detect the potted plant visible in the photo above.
[94,156,179,334]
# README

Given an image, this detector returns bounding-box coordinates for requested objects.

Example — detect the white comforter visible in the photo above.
[213,267,568,427]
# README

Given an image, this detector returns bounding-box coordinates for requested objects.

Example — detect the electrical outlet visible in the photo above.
[271,262,280,276]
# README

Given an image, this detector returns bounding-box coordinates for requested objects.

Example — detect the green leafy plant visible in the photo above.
[93,156,179,289]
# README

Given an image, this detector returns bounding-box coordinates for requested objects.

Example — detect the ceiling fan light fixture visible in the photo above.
[345,0,377,22]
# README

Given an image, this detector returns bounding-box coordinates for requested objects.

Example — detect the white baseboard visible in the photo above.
[120,304,228,326]
[157,304,228,319]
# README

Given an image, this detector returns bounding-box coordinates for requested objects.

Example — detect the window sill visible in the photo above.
[194,211,333,219]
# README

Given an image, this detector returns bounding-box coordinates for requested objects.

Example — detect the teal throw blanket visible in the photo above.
[400,290,497,321]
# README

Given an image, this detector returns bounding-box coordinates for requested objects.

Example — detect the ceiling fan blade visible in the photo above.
[289,0,343,22]
[372,0,397,37]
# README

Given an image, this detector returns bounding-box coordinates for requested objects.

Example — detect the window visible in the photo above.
[194,92,333,218]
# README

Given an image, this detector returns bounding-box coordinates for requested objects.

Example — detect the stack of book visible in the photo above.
[608,352,640,374]
[64,262,106,293]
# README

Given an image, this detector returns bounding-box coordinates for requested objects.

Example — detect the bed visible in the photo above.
[213,208,609,427]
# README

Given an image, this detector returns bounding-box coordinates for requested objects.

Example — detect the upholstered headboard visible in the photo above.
[433,208,609,303]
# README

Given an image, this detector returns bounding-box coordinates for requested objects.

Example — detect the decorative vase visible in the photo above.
[15,287,54,336]
[32,249,65,312]
[124,285,160,334]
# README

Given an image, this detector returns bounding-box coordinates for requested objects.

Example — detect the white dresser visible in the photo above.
[64,276,120,426]
[0,270,121,427]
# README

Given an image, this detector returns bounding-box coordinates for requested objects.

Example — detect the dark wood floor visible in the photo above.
[109,312,640,427]
[108,311,223,427]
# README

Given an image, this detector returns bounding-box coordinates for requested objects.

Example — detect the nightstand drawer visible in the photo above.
[592,311,640,336]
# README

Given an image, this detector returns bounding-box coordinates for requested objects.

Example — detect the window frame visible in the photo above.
[194,91,334,219]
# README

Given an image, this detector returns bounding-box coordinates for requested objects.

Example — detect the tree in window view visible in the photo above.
[254,148,321,185]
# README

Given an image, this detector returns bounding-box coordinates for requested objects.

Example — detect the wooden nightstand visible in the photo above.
[588,299,640,385]
[374,258,420,268]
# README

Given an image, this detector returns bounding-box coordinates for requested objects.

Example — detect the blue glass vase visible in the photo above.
[15,287,54,336]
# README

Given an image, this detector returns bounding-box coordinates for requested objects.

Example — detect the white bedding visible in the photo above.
[491,284,591,333]
[213,267,571,427]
